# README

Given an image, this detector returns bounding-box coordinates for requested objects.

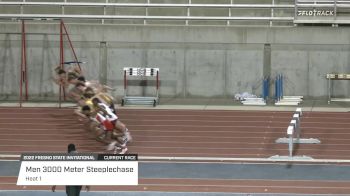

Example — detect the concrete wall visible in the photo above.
[0,23,350,101]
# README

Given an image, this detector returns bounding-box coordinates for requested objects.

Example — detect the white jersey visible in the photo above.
[98,103,118,121]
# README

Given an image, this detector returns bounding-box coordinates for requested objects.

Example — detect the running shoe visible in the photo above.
[107,141,117,151]
[119,147,128,154]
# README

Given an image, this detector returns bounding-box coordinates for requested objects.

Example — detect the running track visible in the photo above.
[1,107,350,194]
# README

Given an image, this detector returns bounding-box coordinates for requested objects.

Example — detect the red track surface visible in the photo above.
[2,177,350,194]
[1,107,350,194]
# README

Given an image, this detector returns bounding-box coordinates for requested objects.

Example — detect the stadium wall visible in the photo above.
[0,23,349,101]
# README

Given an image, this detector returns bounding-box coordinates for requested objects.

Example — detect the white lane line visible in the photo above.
[0,128,82,131]
[0,159,346,166]
[0,145,266,150]
[2,128,350,136]
[1,145,350,153]
[0,139,89,141]
[0,134,274,139]
[0,119,286,123]
[0,154,20,158]
[2,117,350,125]
[1,135,350,142]
[2,154,350,164]
[1,122,349,131]
[138,156,350,163]
[0,122,82,125]
[0,159,19,162]
[3,112,350,118]
[1,179,349,189]
[0,139,267,144]
[0,118,75,120]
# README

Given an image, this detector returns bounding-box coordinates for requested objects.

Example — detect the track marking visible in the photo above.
[0,145,269,150]
[2,134,350,142]
[1,143,350,152]
[10,182,348,190]
[2,122,349,131]
[0,139,306,145]
[0,160,20,162]
[2,180,350,190]
[0,155,20,158]
[3,117,350,125]
[4,112,350,119]
[2,108,350,164]
[2,128,350,136]
[3,154,350,163]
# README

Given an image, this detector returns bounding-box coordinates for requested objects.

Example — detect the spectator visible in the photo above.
[51,144,90,196]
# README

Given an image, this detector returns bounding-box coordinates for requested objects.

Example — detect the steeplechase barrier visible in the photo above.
[269,108,321,160]
[122,67,159,107]
[326,73,350,104]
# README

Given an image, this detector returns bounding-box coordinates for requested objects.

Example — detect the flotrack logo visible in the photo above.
[298,9,334,16]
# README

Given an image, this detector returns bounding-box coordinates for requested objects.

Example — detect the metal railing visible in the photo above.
[0,1,349,26]
[0,2,295,8]
[0,1,295,26]
[295,0,350,24]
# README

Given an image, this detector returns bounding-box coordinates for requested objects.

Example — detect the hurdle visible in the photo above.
[274,74,303,106]
[241,77,269,105]
[326,73,350,104]
[122,67,159,107]
[269,108,321,160]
